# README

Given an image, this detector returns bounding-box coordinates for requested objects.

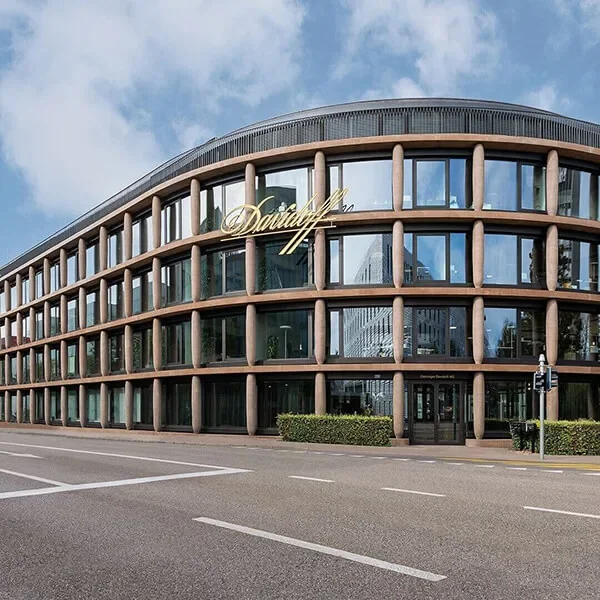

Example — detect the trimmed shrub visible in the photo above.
[277,413,393,447]
[510,420,600,455]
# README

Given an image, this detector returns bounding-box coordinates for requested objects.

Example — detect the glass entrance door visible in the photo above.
[409,381,464,444]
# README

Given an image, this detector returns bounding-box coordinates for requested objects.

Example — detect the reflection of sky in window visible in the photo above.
[225,181,245,212]
[343,235,380,283]
[449,160,467,209]
[417,235,446,280]
[484,308,516,357]
[484,235,517,284]
[450,234,466,283]
[340,161,392,211]
[263,169,309,210]
[416,161,445,207]
[485,161,517,211]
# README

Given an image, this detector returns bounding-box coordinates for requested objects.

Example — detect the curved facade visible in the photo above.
[1,98,600,444]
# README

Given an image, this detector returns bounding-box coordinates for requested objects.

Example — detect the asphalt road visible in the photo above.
[1,432,599,600]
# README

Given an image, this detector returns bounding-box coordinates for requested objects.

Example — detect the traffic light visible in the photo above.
[534,371,545,391]
[547,367,559,390]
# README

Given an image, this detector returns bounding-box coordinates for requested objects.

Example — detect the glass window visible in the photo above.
[50,261,60,293]
[35,269,43,298]
[258,380,315,430]
[132,212,152,256]
[35,350,44,381]
[483,380,535,436]
[67,343,78,378]
[35,310,44,340]
[133,383,154,427]
[484,307,545,359]
[201,179,244,233]
[520,238,546,287]
[108,281,124,321]
[161,257,191,306]
[10,283,16,308]
[484,161,545,212]
[484,234,545,286]
[107,229,123,268]
[22,314,31,343]
[521,164,546,211]
[327,379,393,416]
[21,276,30,304]
[87,388,101,423]
[256,240,312,291]
[22,393,30,423]
[257,309,313,360]
[201,248,245,298]
[162,320,192,366]
[132,327,153,370]
[86,242,99,277]
[49,303,60,336]
[203,379,246,431]
[0,290,4,313]
[67,252,78,286]
[328,307,393,358]
[109,333,124,373]
[256,167,310,214]
[49,346,60,380]
[558,167,599,220]
[67,389,79,423]
[9,355,17,384]
[162,380,192,428]
[201,314,245,363]
[559,382,600,420]
[49,390,60,422]
[67,298,78,331]
[328,160,392,212]
[86,290,100,327]
[162,195,192,244]
[559,311,599,361]
[35,391,44,423]
[416,160,445,207]
[86,338,101,376]
[558,239,598,292]
[132,271,153,314]
[22,353,30,384]
[109,386,126,425]
[328,234,393,285]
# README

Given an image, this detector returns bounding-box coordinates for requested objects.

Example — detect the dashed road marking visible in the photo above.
[288,476,335,483]
[524,506,600,520]
[0,450,43,459]
[543,470,563,474]
[474,465,494,468]
[506,467,527,471]
[349,455,364,458]
[382,487,446,498]
[417,460,436,464]
[0,468,68,487]
[447,462,464,466]
[392,458,411,462]
[371,457,387,460]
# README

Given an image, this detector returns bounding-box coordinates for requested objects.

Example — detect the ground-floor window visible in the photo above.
[35,391,44,423]
[258,379,314,431]
[49,390,60,423]
[109,386,126,426]
[133,383,154,428]
[559,382,600,420]
[87,388,101,424]
[162,380,192,428]
[202,379,246,432]
[22,393,30,423]
[327,378,392,416]
[67,388,79,425]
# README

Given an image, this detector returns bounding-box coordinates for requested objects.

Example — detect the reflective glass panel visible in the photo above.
[416,235,446,281]
[331,160,392,212]
[484,161,517,211]
[484,235,517,285]
[559,311,600,361]
[256,168,310,213]
[258,380,315,430]
[257,240,311,291]
[327,379,393,416]
[484,308,517,358]
[203,379,246,431]
[416,161,446,207]
[521,165,546,211]
[257,310,313,360]
[201,314,245,363]
[558,167,599,220]
[329,307,393,358]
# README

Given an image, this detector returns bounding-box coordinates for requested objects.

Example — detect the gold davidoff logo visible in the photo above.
[220,188,349,255]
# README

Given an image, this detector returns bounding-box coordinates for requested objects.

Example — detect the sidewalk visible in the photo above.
[2,422,600,467]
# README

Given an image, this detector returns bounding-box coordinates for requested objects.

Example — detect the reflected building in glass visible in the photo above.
[2,99,600,445]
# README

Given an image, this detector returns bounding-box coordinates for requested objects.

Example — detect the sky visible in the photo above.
[0,0,599,267]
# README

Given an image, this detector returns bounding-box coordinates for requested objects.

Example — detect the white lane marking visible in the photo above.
[474,465,494,468]
[276,449,289,453]
[382,487,446,498]
[507,467,527,471]
[543,470,563,474]
[0,468,69,487]
[447,462,464,466]
[328,453,344,456]
[417,460,436,464]
[584,472,600,477]
[0,450,43,459]
[392,458,411,462]
[311,452,324,455]
[0,467,251,501]
[193,517,446,582]
[288,476,335,483]
[292,450,306,453]
[524,506,600,520]
[371,457,387,460]
[349,455,364,458]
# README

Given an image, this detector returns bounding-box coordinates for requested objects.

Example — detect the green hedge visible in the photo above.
[277,414,393,446]
[510,420,600,455]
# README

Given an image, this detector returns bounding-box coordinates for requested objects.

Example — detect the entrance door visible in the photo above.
[409,382,464,444]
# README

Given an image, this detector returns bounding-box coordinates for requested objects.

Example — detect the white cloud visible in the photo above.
[552,0,600,44]
[0,0,305,215]
[524,83,571,113]
[364,77,427,101]
[335,0,500,97]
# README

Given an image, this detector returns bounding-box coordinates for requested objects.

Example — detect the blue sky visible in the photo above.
[0,0,599,267]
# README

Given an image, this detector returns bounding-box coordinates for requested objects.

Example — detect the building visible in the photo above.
[1,98,600,444]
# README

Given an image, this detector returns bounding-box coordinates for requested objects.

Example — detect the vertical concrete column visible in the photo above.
[472,220,484,288]
[78,287,86,329]
[16,312,22,345]
[29,348,35,382]
[152,318,162,371]
[315,373,326,415]
[546,150,559,216]
[60,340,67,380]
[392,144,404,211]
[473,372,485,440]
[246,304,256,367]
[152,378,162,432]
[79,384,87,427]
[124,325,133,374]
[29,266,36,301]
[245,237,256,296]
[392,372,404,438]
[16,350,23,384]
[43,344,50,382]
[4,280,10,311]
[4,316,9,349]
[100,382,108,428]
[43,258,50,296]
[124,268,133,317]
[43,301,50,338]
[191,244,201,302]
[546,225,558,292]
[59,249,67,288]
[78,336,87,379]
[191,310,202,368]
[314,230,326,291]
[4,391,9,423]
[393,296,404,364]
[29,387,36,424]
[392,221,404,288]
[99,279,108,324]
[123,212,133,261]
[472,144,484,211]
[547,388,559,422]
[15,273,22,307]
[152,195,161,249]
[314,299,326,365]
[546,299,558,367]
[246,373,257,436]
[100,331,109,376]
[191,178,201,236]
[3,356,7,389]
[16,390,22,423]
[60,294,68,334]
[473,296,485,365]
[99,226,108,272]
[314,151,326,209]
[44,388,51,425]
[152,258,161,310]
[191,375,201,434]
[29,307,35,342]
[125,380,133,430]
[78,238,86,280]
[60,385,67,426]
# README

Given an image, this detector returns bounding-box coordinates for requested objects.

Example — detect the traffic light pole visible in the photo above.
[538,353,546,461]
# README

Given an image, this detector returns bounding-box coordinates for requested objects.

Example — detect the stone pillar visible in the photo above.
[16,389,23,423]
[473,296,484,365]
[472,220,484,288]
[60,340,67,380]
[546,225,558,292]
[99,279,108,324]
[4,391,9,423]
[314,229,326,291]
[392,221,404,287]
[4,280,10,311]
[123,212,133,261]
[78,287,86,329]
[192,375,201,434]
[29,348,35,382]
[392,144,404,211]
[153,378,162,432]
[473,144,484,211]
[99,226,108,272]
[16,312,22,345]
[473,372,485,440]
[29,307,35,342]
[152,318,162,371]
[546,299,558,367]
[29,266,36,301]
[43,258,50,296]
[78,384,86,427]
[246,374,257,436]
[43,344,50,382]
[191,310,202,368]
[314,299,326,365]
[245,237,256,296]
[43,301,50,338]
[314,151,326,210]
[546,150,559,216]
[78,336,87,379]
[78,238,86,281]
[191,244,201,302]
[100,330,109,376]
[124,325,133,374]
[100,382,108,428]
[125,380,133,430]
[246,304,256,367]
[15,273,22,307]
[152,258,161,310]
[4,316,9,349]
[44,388,51,426]
[393,372,404,438]
[60,385,67,426]
[29,387,36,424]
[315,372,326,415]
[16,350,23,384]
[191,178,201,236]
[124,269,133,317]
[60,294,68,334]
[393,296,404,363]
[547,388,559,422]
[152,195,161,249]
[59,249,67,288]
